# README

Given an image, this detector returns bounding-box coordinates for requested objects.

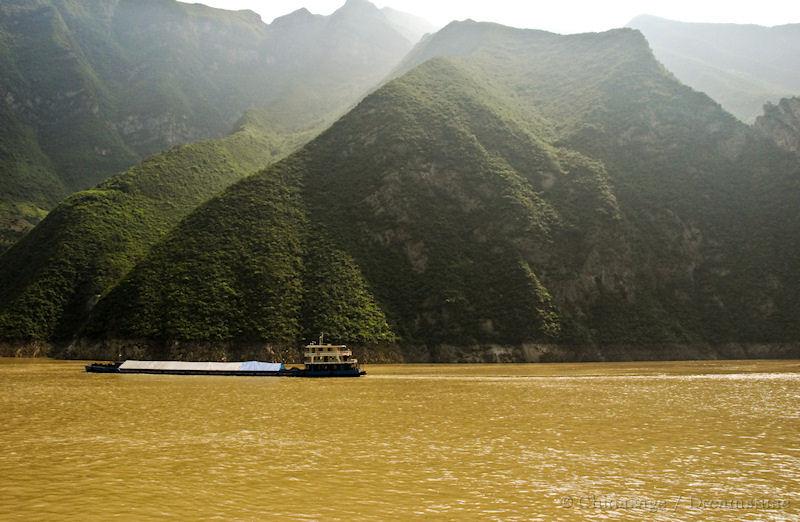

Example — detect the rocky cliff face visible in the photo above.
[3,20,800,362]
[47,23,799,361]
[755,97,800,153]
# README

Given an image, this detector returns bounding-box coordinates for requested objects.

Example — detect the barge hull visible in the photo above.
[117,369,285,376]
[85,363,365,377]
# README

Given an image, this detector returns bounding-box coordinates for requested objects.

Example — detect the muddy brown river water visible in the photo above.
[1,358,798,520]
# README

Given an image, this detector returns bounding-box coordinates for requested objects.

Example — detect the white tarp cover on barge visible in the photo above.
[119,361,284,372]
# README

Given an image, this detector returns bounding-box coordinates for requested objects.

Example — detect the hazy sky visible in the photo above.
[190,0,800,34]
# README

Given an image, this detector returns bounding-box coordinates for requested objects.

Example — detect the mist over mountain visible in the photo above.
[1,7,799,362]
[21,20,793,362]
[380,6,435,43]
[2,7,799,520]
[0,0,420,251]
[0,0,423,347]
[628,15,800,122]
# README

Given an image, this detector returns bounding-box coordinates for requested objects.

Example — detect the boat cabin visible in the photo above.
[304,334,362,375]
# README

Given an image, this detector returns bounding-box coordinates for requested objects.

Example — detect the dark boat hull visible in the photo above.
[302,368,365,378]
[85,363,365,378]
[85,362,123,373]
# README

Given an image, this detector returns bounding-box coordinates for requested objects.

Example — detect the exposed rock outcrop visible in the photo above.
[755,97,800,153]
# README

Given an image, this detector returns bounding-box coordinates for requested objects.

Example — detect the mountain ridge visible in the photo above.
[2,17,799,362]
[627,14,800,122]
[43,22,800,362]
[0,0,422,252]
[0,0,424,343]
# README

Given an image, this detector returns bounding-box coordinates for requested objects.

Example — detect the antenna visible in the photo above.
[319,332,324,345]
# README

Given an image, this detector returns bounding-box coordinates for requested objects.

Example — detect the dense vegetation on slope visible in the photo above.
[396,22,800,347]
[0,116,308,341]
[5,20,800,360]
[0,102,61,251]
[0,0,419,251]
[83,59,586,348]
[83,163,395,346]
[628,15,800,122]
[297,59,616,346]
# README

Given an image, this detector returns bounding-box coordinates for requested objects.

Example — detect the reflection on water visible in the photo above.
[1,359,798,520]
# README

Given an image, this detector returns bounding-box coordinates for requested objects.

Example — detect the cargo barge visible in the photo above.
[85,335,365,378]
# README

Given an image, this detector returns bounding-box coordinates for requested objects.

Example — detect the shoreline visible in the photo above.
[2,340,798,363]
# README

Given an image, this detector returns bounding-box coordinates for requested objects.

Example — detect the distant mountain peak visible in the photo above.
[271,7,319,26]
[627,16,800,121]
[286,6,312,16]
[628,14,664,24]
[344,0,373,7]
[338,0,378,13]
[237,9,263,24]
[380,6,436,43]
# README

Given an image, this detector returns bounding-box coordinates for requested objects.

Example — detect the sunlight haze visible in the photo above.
[188,0,800,33]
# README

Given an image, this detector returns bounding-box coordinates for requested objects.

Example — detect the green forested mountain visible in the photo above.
[0,0,426,344]
[41,21,798,361]
[0,102,62,250]
[628,15,800,122]
[395,22,800,350]
[0,113,309,345]
[0,0,419,251]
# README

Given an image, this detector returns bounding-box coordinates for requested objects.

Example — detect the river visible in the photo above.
[1,358,798,520]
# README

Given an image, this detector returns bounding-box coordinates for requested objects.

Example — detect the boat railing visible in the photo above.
[304,350,352,358]
[305,358,359,365]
